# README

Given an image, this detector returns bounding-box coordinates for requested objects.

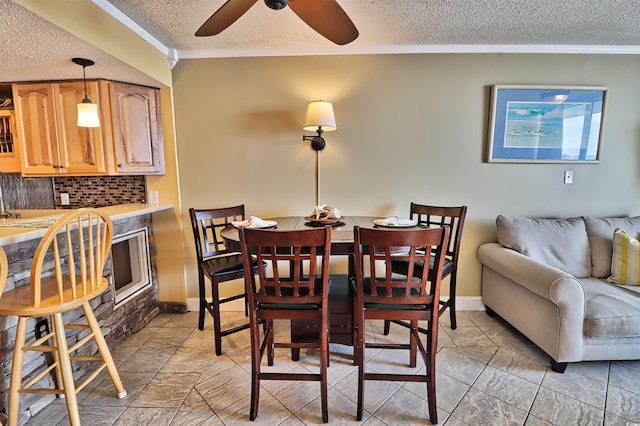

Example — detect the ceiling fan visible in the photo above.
[195,0,359,45]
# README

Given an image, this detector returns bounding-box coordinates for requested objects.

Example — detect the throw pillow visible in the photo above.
[496,215,591,278]
[584,216,640,278]
[608,228,640,286]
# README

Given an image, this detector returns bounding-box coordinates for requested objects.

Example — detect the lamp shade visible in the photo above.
[77,102,100,128]
[303,101,336,131]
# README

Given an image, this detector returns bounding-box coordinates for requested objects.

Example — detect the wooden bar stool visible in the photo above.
[352,225,450,423]
[0,209,126,426]
[239,226,332,423]
[189,205,264,356]
[385,204,467,331]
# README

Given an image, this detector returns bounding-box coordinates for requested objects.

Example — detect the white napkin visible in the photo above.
[232,216,268,228]
[381,216,400,226]
[309,204,342,220]
[381,216,415,226]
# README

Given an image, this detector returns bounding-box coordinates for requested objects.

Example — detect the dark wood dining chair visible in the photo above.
[384,203,467,332]
[352,225,450,424]
[189,205,263,356]
[239,226,332,423]
[0,209,127,426]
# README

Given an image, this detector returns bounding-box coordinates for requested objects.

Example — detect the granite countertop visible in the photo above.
[0,203,173,246]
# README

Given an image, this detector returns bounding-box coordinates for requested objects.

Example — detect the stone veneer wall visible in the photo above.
[0,214,159,423]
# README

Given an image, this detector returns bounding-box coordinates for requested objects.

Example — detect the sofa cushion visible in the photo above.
[608,228,640,286]
[496,215,591,278]
[584,216,640,278]
[581,278,640,338]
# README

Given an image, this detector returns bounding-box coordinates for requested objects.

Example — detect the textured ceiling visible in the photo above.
[1,0,640,88]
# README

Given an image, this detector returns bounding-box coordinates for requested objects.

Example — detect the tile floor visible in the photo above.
[23,310,640,426]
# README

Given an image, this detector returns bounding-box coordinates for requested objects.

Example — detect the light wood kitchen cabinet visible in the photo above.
[0,109,21,173]
[102,81,165,175]
[12,82,106,175]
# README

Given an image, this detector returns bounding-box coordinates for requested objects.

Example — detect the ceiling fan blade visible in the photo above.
[289,0,359,45]
[195,0,258,36]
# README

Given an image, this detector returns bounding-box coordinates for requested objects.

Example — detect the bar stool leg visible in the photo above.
[83,303,127,398]
[8,317,27,426]
[52,313,81,426]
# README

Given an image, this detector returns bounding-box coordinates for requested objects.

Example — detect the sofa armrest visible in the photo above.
[478,242,586,362]
[478,243,584,304]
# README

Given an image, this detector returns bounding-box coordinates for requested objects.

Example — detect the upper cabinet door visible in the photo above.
[12,83,61,175]
[12,82,106,176]
[108,82,165,175]
[54,81,106,174]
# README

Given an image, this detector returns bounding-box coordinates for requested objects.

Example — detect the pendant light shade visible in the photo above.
[72,57,100,128]
[77,101,100,128]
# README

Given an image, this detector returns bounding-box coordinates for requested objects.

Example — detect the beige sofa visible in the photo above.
[478,215,640,372]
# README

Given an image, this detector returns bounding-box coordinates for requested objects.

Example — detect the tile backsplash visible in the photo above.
[0,173,146,209]
[54,175,146,207]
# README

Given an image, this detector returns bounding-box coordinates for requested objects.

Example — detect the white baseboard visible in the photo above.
[185,296,485,313]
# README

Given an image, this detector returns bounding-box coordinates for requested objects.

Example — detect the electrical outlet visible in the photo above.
[60,192,70,205]
[564,170,574,184]
[35,318,49,339]
[149,190,159,204]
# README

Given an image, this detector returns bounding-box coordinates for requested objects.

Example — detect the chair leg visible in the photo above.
[249,316,262,421]
[449,274,457,330]
[355,315,365,421]
[426,318,438,424]
[320,319,329,423]
[82,302,127,398]
[409,320,418,368]
[52,313,81,426]
[383,319,390,335]
[49,315,64,397]
[8,316,27,426]
[266,319,275,366]
[197,271,207,331]
[211,278,223,356]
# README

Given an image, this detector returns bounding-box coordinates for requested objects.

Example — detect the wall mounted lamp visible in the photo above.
[72,57,100,128]
[302,100,336,151]
[303,100,336,205]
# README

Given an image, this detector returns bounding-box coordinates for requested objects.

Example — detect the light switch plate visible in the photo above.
[564,170,573,184]
[149,191,159,204]
[60,193,70,205]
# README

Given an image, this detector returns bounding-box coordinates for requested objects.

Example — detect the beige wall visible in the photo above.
[173,53,640,301]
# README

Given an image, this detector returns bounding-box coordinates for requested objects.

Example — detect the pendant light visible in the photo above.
[72,57,100,128]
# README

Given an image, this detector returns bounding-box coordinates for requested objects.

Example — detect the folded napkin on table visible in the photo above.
[309,204,342,220]
[231,216,268,228]
[381,216,415,226]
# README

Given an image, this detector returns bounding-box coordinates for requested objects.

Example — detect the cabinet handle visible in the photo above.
[118,164,123,167]
[59,165,65,168]
[52,165,58,169]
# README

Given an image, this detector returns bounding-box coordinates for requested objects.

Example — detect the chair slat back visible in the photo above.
[239,227,331,306]
[410,203,467,262]
[30,209,113,307]
[189,205,245,261]
[354,226,450,306]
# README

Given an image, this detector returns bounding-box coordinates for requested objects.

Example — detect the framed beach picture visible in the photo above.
[487,85,607,163]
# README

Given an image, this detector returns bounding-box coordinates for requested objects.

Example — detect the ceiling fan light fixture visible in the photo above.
[264,0,288,10]
[72,57,100,128]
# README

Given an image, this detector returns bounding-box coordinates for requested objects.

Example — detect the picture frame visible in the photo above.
[487,85,607,163]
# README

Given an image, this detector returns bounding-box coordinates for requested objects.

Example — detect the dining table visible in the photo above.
[221,215,419,353]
